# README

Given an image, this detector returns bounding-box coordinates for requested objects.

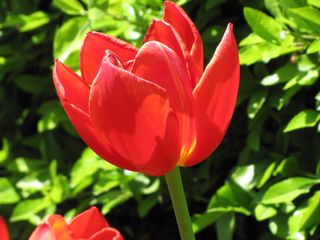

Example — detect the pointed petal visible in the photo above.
[144,19,201,85]
[144,19,185,60]
[189,24,239,166]
[163,1,203,71]
[132,41,196,165]
[69,207,109,238]
[0,217,9,240]
[63,102,137,171]
[90,60,180,176]
[89,228,124,240]
[53,59,89,113]
[80,32,138,84]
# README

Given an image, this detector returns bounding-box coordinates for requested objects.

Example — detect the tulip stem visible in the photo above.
[165,167,195,240]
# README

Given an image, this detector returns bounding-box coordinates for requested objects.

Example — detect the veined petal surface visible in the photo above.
[90,58,180,176]
[188,23,239,166]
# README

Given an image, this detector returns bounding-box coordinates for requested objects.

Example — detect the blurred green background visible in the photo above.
[0,0,319,239]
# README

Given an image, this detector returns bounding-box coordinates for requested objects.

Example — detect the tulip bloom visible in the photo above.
[29,207,123,240]
[0,216,9,240]
[53,1,239,176]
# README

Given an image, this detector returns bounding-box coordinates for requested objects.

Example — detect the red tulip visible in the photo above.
[0,216,9,240]
[53,1,239,176]
[29,207,123,240]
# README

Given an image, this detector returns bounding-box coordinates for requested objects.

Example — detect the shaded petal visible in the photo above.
[144,19,201,85]
[80,32,138,84]
[188,23,239,166]
[0,217,9,240]
[90,59,180,176]
[132,41,196,165]
[53,59,90,113]
[63,102,137,171]
[69,207,109,239]
[163,1,203,71]
[89,228,124,240]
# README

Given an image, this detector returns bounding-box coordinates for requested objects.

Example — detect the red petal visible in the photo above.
[89,228,124,240]
[163,1,203,72]
[89,59,180,176]
[46,215,72,240]
[80,32,138,84]
[189,23,239,166]
[69,207,109,238]
[53,59,90,113]
[28,223,53,240]
[29,215,72,240]
[0,217,9,240]
[132,41,196,165]
[144,19,201,85]
[63,102,137,171]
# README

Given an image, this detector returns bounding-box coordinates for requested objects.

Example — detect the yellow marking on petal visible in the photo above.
[177,138,197,166]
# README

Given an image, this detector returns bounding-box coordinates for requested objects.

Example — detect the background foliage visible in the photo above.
[0,0,319,239]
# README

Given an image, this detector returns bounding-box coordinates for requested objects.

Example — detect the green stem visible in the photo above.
[165,167,196,240]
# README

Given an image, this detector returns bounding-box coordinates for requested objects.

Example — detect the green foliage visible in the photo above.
[0,0,319,239]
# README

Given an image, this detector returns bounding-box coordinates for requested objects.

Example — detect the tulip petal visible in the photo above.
[63,102,137,171]
[89,228,124,240]
[29,215,72,240]
[163,1,203,72]
[188,23,239,166]
[69,207,109,239]
[0,217,9,240]
[28,223,53,240]
[144,20,201,85]
[132,41,197,165]
[81,32,138,84]
[90,59,180,176]
[53,59,90,113]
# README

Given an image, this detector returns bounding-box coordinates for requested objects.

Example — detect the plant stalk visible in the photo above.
[165,167,196,240]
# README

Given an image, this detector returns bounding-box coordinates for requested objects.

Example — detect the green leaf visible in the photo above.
[20,11,51,32]
[0,138,9,164]
[243,7,284,43]
[208,181,252,215]
[308,0,320,8]
[54,17,89,69]
[216,213,235,240]
[261,177,318,204]
[192,210,225,233]
[0,178,20,204]
[284,109,320,132]
[137,195,158,218]
[289,191,320,235]
[254,204,277,221]
[70,148,101,188]
[14,74,48,94]
[287,7,320,35]
[247,89,268,119]
[53,0,85,15]
[11,198,50,222]
[307,39,320,54]
[261,63,298,86]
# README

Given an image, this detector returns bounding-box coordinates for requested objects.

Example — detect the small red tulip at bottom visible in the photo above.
[29,207,124,240]
[0,216,9,240]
